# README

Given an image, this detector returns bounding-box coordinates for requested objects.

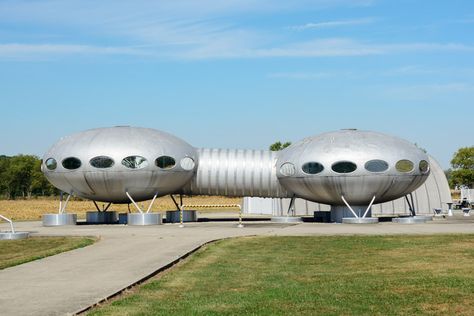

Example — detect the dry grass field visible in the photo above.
[0,196,241,221]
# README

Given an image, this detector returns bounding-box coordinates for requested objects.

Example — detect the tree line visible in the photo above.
[0,155,57,199]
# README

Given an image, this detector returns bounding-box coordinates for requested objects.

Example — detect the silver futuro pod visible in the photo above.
[276,129,430,205]
[42,127,430,208]
[42,126,197,203]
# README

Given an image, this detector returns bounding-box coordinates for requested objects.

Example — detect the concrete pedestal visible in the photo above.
[331,205,372,223]
[271,216,303,223]
[0,232,29,240]
[166,210,197,223]
[43,214,77,226]
[342,217,379,224]
[392,217,427,224]
[414,215,433,221]
[86,211,118,224]
[127,213,162,226]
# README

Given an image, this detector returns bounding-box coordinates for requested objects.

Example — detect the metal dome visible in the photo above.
[276,130,430,205]
[42,126,197,203]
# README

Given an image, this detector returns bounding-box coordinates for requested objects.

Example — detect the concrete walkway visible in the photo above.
[1,218,473,316]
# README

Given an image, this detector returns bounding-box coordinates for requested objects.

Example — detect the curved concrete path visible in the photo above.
[1,217,473,316]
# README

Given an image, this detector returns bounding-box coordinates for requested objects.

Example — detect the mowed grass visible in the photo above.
[0,196,241,221]
[88,235,474,316]
[0,236,96,269]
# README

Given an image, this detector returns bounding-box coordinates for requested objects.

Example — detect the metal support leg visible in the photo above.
[60,193,72,214]
[341,196,359,218]
[146,193,158,213]
[93,201,101,212]
[287,195,296,216]
[126,191,143,214]
[362,196,376,218]
[0,214,15,233]
[170,195,180,211]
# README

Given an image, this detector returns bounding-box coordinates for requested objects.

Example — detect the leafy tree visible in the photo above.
[449,146,474,188]
[269,141,292,151]
[0,154,56,199]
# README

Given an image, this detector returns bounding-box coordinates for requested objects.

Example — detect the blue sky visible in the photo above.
[0,0,473,169]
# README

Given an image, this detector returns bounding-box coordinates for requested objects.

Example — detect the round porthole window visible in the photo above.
[331,161,357,174]
[419,160,429,173]
[156,156,176,169]
[302,162,324,174]
[364,160,389,173]
[90,156,115,169]
[180,157,195,171]
[396,160,414,173]
[62,157,82,170]
[280,162,296,176]
[121,156,148,169]
[45,158,57,170]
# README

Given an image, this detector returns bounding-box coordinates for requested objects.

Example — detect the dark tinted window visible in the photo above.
[155,156,176,169]
[332,161,357,173]
[396,160,414,173]
[122,156,148,169]
[45,158,57,170]
[90,156,115,168]
[364,160,389,173]
[302,162,324,174]
[419,160,429,173]
[62,157,81,170]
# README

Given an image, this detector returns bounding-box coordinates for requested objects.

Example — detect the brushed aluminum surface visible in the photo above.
[127,213,162,225]
[392,217,427,224]
[42,126,197,203]
[342,218,379,224]
[270,216,303,223]
[277,130,430,205]
[42,214,77,226]
[0,232,29,240]
[182,148,290,198]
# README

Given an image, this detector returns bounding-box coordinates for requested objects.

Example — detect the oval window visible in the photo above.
[155,156,176,169]
[396,159,414,173]
[180,157,195,171]
[302,162,324,174]
[419,160,429,173]
[364,160,389,173]
[280,162,296,176]
[121,156,148,169]
[331,161,357,174]
[90,156,115,169]
[45,158,57,170]
[62,157,82,170]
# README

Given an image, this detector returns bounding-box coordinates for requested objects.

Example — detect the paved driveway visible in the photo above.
[1,218,473,315]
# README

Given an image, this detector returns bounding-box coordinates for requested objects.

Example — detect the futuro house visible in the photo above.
[42,126,431,222]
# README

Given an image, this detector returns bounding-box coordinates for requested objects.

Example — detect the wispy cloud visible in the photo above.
[0,43,146,60]
[289,18,376,31]
[379,83,474,100]
[267,72,336,80]
[0,0,471,61]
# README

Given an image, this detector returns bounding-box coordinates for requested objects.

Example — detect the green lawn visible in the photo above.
[89,235,474,316]
[0,236,96,269]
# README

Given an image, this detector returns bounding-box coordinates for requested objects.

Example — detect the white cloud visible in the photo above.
[0,43,145,59]
[289,18,376,31]
[268,72,335,80]
[379,83,474,100]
